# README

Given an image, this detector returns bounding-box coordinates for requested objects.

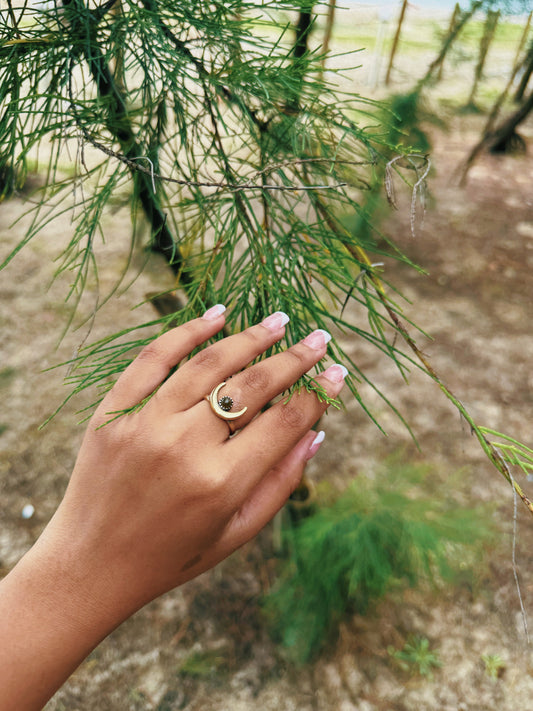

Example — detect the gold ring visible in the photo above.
[205,381,248,421]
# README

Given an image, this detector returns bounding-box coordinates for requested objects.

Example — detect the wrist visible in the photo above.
[32,506,143,635]
[0,511,139,710]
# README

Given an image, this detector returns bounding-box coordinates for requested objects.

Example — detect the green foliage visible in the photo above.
[480,428,533,479]
[388,636,442,678]
[2,1,533,506]
[387,92,436,153]
[484,0,533,13]
[263,459,495,663]
[178,649,228,679]
[344,89,438,247]
[481,653,506,680]
[0,0,424,432]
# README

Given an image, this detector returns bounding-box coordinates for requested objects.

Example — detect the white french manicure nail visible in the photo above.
[305,430,326,460]
[323,364,348,383]
[261,311,290,332]
[302,329,332,350]
[202,304,226,320]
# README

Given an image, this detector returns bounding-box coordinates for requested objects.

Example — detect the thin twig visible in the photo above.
[386,154,431,237]
[507,465,530,644]
[71,124,349,192]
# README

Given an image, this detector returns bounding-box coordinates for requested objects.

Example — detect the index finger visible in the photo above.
[104,305,227,411]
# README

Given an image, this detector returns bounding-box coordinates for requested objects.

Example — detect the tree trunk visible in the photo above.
[458,89,533,183]
[458,12,533,182]
[487,88,533,153]
[293,2,315,61]
[466,9,500,108]
[437,3,460,81]
[515,41,533,103]
[320,0,336,72]
[62,0,193,286]
[510,12,532,87]
[287,2,315,110]
[385,0,408,86]
[419,0,483,88]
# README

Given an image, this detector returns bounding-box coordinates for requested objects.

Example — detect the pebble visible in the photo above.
[21,504,35,520]
[516,222,533,239]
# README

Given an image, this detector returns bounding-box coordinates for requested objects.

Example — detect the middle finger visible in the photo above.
[198,328,333,430]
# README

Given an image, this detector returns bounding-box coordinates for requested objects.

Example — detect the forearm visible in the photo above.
[0,516,132,711]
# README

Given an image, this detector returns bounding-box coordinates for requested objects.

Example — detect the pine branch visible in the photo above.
[62,0,193,283]
[61,122,351,192]
[3,1,532,519]
[303,179,533,515]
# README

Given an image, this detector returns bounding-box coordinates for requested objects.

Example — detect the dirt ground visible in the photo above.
[2,68,533,711]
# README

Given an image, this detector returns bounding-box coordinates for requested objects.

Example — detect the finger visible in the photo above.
[223,430,325,548]
[155,311,291,413]
[103,305,227,411]
[226,364,347,499]
[195,329,333,432]
[180,430,324,582]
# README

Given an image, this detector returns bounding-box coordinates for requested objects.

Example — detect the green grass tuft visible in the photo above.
[178,649,228,680]
[264,458,496,663]
[388,635,442,678]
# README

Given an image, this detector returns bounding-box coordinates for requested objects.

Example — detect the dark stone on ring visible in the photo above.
[218,395,233,412]
[205,382,247,421]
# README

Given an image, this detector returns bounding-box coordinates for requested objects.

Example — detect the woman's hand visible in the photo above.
[53,306,346,608]
[0,306,347,710]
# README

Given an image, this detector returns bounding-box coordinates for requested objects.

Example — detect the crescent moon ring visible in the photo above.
[205,382,248,421]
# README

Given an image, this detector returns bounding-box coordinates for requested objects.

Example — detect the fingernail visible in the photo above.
[323,364,348,383]
[202,304,226,320]
[302,329,331,350]
[305,430,325,461]
[261,311,290,332]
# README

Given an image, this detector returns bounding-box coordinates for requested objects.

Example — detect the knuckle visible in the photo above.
[242,327,265,350]
[278,401,307,430]
[177,321,205,348]
[190,345,222,371]
[150,429,175,458]
[273,461,303,500]
[177,321,196,336]
[200,467,230,500]
[240,365,270,393]
[285,345,308,368]
[136,340,166,365]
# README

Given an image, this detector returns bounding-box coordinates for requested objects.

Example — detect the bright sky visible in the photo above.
[345,1,531,14]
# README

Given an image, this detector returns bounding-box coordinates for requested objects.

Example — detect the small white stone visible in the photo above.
[517,222,533,239]
[21,504,35,520]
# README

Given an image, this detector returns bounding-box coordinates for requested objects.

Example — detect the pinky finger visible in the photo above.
[224,430,325,548]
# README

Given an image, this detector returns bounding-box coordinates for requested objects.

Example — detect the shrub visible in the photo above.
[264,459,495,663]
